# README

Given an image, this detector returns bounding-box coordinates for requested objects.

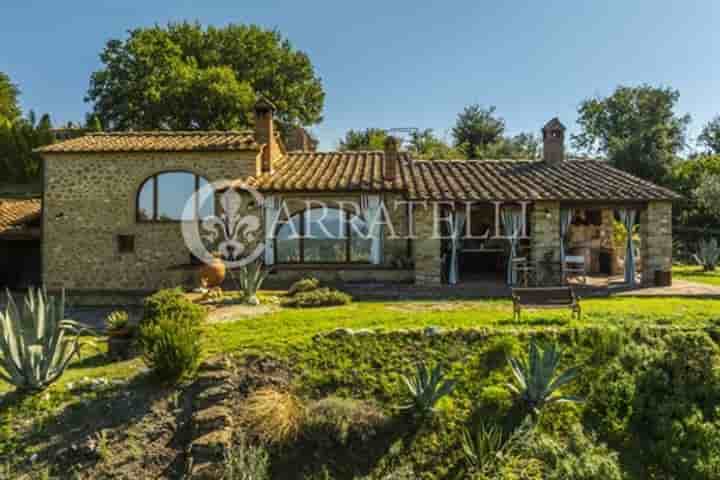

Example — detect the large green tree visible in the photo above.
[451,104,506,158]
[407,129,461,160]
[698,116,720,155]
[86,22,325,131]
[572,85,690,184]
[0,111,54,183]
[0,72,21,127]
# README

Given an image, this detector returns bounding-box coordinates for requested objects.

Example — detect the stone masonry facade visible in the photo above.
[640,201,673,286]
[42,151,259,291]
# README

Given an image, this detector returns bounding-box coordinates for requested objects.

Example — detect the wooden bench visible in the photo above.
[511,287,581,321]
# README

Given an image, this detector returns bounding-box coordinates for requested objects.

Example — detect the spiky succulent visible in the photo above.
[236,259,269,305]
[400,361,456,417]
[693,238,720,272]
[0,288,91,391]
[507,338,581,416]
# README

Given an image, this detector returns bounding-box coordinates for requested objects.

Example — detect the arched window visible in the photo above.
[275,208,372,263]
[137,171,213,222]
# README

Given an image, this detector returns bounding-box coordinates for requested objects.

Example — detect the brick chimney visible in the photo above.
[542,118,566,164]
[254,97,276,173]
[384,136,400,181]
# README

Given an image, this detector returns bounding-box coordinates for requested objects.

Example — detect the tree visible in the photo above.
[694,174,720,217]
[572,85,690,185]
[0,72,21,127]
[86,22,325,131]
[451,105,505,159]
[338,128,388,151]
[0,111,53,183]
[698,116,720,154]
[672,155,720,229]
[481,132,541,160]
[407,129,461,160]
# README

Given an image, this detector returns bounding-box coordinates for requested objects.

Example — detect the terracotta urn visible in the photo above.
[200,258,227,288]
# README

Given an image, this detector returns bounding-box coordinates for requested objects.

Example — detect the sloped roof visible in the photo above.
[248,151,409,192]
[247,152,679,202]
[403,159,681,201]
[36,131,259,154]
[0,198,41,238]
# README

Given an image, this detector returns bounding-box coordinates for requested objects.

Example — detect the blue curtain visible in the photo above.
[560,208,574,266]
[502,208,523,285]
[448,210,466,285]
[618,209,637,285]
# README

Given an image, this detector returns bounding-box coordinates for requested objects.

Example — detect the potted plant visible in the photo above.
[106,310,135,360]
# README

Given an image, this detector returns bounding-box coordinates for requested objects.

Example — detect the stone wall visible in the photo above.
[531,201,561,284]
[42,151,259,291]
[413,203,442,285]
[640,201,673,286]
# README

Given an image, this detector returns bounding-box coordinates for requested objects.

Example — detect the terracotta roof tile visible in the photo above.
[36,131,259,154]
[247,152,679,202]
[0,198,41,237]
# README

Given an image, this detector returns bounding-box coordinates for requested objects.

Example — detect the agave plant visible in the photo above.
[461,421,506,473]
[400,361,456,417]
[236,258,270,305]
[0,288,90,392]
[507,339,581,417]
[693,238,720,272]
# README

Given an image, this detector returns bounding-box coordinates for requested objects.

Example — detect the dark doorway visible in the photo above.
[0,240,41,289]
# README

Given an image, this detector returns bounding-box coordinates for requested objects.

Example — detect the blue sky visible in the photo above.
[2,0,718,151]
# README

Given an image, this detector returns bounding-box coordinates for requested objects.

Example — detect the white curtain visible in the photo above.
[617,208,637,285]
[502,207,523,285]
[560,208,574,265]
[363,194,384,265]
[448,209,466,285]
[263,195,280,265]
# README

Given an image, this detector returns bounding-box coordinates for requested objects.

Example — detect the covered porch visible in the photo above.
[416,199,674,293]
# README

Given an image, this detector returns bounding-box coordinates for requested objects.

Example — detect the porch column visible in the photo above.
[640,201,673,286]
[531,201,561,284]
[414,204,442,285]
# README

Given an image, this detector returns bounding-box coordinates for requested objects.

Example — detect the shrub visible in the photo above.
[288,277,320,296]
[138,314,201,382]
[142,287,206,326]
[105,310,129,331]
[283,288,352,308]
[304,396,387,444]
[243,388,305,444]
[223,433,270,480]
[236,258,269,305]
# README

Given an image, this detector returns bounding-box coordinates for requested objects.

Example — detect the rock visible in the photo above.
[424,326,443,337]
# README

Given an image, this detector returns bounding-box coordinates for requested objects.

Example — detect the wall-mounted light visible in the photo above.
[545,209,552,219]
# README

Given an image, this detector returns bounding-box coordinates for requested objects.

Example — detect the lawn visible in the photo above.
[673,264,720,286]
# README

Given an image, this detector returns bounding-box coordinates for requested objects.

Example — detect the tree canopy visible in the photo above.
[451,104,506,158]
[698,116,720,155]
[572,85,690,185]
[0,72,21,127]
[0,111,54,184]
[86,22,325,131]
[407,129,461,160]
[338,128,388,151]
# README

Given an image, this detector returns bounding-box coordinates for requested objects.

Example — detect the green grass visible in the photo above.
[202,297,720,356]
[673,264,720,286]
[3,296,720,394]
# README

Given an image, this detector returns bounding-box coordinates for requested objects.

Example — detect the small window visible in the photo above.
[117,235,135,254]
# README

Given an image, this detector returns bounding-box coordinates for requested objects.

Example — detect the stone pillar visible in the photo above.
[640,201,673,286]
[531,201,561,285]
[413,204,442,285]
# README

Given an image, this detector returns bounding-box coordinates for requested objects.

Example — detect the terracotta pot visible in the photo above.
[200,258,226,288]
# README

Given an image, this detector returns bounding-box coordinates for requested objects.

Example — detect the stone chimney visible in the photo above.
[542,118,566,164]
[384,136,400,181]
[254,98,276,173]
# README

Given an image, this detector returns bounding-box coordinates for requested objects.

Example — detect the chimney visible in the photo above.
[384,136,400,181]
[542,118,566,164]
[254,97,276,173]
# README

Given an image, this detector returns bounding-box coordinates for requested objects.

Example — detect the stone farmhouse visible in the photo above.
[0,100,679,299]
